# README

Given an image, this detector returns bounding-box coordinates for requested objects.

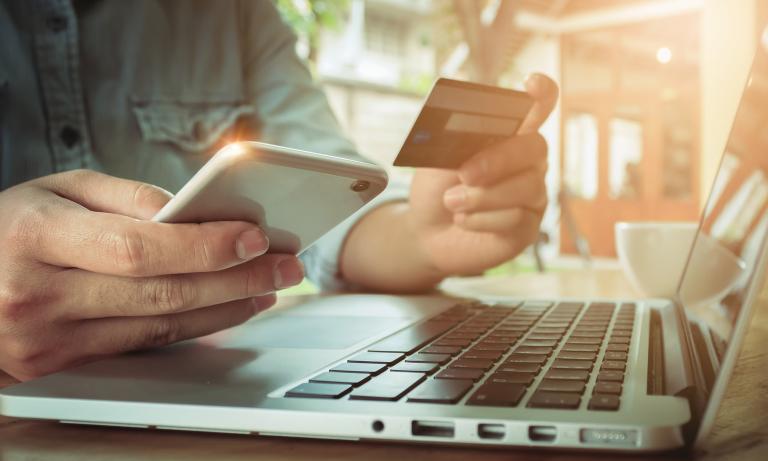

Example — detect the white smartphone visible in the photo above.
[152,142,388,254]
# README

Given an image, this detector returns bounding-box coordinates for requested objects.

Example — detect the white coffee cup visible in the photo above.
[615,221,698,298]
[615,221,745,303]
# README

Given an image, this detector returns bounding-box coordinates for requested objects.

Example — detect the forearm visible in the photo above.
[339,201,446,293]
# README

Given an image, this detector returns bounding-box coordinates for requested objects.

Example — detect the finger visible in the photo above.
[42,169,173,220]
[55,254,303,319]
[74,297,266,357]
[458,132,547,186]
[518,73,559,134]
[27,202,270,276]
[443,169,547,214]
[454,207,542,236]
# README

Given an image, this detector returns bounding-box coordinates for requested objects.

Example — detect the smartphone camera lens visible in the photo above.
[351,180,370,192]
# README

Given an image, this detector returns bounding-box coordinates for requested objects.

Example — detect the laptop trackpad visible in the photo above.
[244,314,410,349]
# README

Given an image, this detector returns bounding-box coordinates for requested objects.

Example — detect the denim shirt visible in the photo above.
[0,0,405,291]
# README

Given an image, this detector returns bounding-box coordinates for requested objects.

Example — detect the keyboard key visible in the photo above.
[533,327,567,335]
[537,324,570,331]
[588,394,620,411]
[392,362,439,374]
[594,381,622,395]
[568,337,602,345]
[505,353,548,364]
[545,369,589,381]
[407,353,450,364]
[437,368,485,381]
[552,359,593,370]
[597,371,624,382]
[604,351,628,361]
[563,343,599,353]
[606,344,629,353]
[557,351,596,361]
[349,352,404,365]
[421,345,462,355]
[570,331,603,338]
[461,349,504,360]
[467,383,527,407]
[483,336,519,345]
[349,372,425,401]
[490,371,536,385]
[609,337,631,344]
[331,362,387,375]
[527,333,562,341]
[527,391,581,409]
[407,379,474,403]
[286,382,351,399]
[310,372,370,385]
[451,358,495,370]
[515,346,552,355]
[474,343,510,351]
[368,321,457,354]
[573,326,606,332]
[537,379,586,394]
[611,330,632,337]
[521,339,558,347]
[601,360,626,371]
[444,333,480,340]
[434,338,473,347]
[496,325,528,332]
[497,362,541,373]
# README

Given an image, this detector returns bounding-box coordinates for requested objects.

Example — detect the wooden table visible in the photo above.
[2,269,767,460]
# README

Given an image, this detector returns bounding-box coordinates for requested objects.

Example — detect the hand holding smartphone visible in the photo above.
[153,142,388,254]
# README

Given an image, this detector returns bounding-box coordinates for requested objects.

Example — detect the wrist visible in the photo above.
[401,202,449,284]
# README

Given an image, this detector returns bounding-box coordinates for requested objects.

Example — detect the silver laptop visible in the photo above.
[3,45,768,455]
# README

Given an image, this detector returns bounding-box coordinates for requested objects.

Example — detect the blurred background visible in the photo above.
[275,0,768,290]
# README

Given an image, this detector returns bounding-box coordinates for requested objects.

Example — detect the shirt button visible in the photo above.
[46,15,68,33]
[59,126,81,148]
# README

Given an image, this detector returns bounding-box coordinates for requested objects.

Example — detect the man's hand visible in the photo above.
[0,170,304,380]
[409,73,558,275]
[341,73,558,292]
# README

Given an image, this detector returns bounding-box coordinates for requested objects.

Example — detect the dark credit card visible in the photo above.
[393,78,533,169]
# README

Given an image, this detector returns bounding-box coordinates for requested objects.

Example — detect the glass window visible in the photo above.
[661,98,695,199]
[564,113,599,200]
[609,117,643,199]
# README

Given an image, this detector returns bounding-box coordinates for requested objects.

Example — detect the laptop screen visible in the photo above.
[677,33,768,407]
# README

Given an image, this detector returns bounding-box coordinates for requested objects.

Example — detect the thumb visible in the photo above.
[518,73,559,134]
[43,169,173,220]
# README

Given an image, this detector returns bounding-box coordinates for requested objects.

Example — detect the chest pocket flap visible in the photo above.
[133,101,255,152]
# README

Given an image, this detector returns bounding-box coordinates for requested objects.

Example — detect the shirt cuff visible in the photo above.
[300,175,409,292]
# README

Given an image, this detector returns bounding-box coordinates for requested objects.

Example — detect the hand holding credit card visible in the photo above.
[394,78,533,169]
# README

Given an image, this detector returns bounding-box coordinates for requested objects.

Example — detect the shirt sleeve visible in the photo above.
[301,176,410,292]
[239,1,408,291]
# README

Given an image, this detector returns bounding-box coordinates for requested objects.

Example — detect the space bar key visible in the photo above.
[368,321,457,354]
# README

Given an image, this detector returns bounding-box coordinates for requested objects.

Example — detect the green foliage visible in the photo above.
[398,72,435,95]
[276,0,349,53]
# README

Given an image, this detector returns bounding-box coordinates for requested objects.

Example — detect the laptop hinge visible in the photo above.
[658,300,709,444]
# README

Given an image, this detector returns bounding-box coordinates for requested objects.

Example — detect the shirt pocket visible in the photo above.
[132,100,256,153]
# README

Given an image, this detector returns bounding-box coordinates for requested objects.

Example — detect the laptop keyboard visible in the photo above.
[284,300,636,411]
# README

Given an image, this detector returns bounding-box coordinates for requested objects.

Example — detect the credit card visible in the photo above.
[393,78,533,169]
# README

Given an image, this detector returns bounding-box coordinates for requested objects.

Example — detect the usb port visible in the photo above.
[411,420,455,438]
[529,425,557,442]
[478,423,506,440]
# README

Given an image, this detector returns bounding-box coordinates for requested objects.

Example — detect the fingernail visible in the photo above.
[251,293,276,313]
[525,73,542,91]
[236,229,269,260]
[444,186,468,211]
[274,258,304,289]
[460,157,487,185]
